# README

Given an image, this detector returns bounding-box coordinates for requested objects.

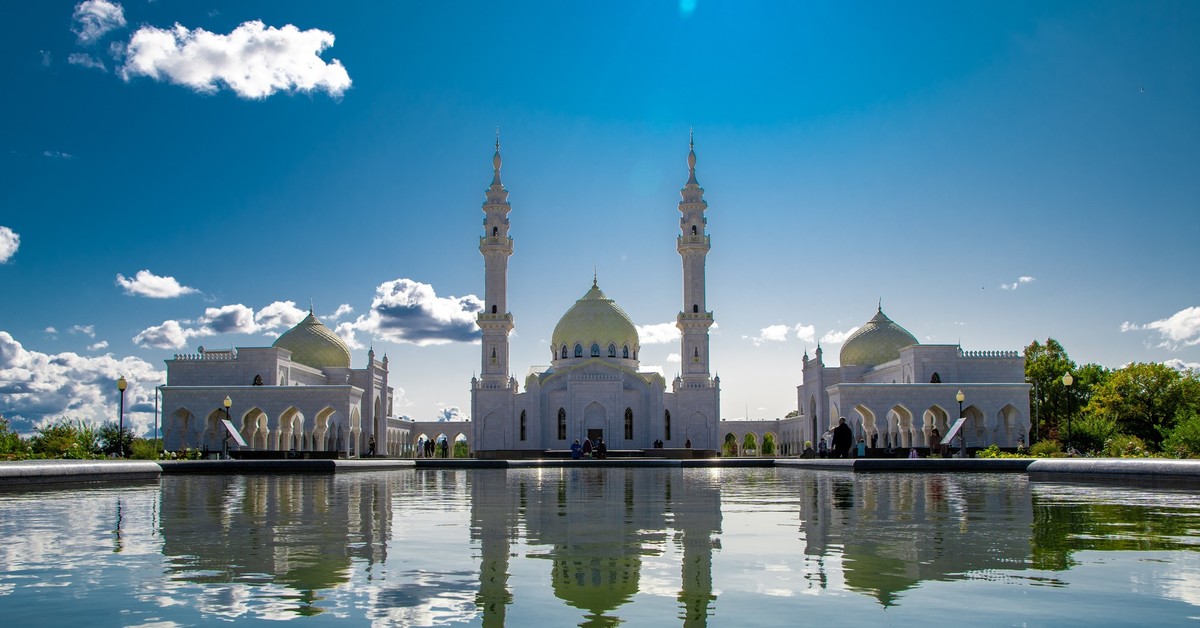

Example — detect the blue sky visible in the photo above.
[2,1,1198,436]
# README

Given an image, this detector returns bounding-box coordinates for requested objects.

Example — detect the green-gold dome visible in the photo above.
[839,307,918,368]
[273,310,351,370]
[551,282,640,358]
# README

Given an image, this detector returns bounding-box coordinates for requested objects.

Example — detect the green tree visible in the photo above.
[784,410,800,418]
[742,433,758,455]
[453,440,469,458]
[0,416,28,458]
[762,433,777,455]
[1161,407,1200,458]
[1025,339,1076,442]
[1086,363,1200,450]
[99,421,135,457]
[29,418,101,459]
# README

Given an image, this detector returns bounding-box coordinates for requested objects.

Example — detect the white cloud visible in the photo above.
[39,50,52,67]
[1163,359,1200,373]
[68,52,107,71]
[41,150,74,160]
[793,323,816,344]
[743,322,815,347]
[87,341,109,351]
[116,269,198,298]
[43,327,58,335]
[1000,276,1036,290]
[133,319,210,349]
[328,304,354,320]
[340,279,481,347]
[637,322,680,344]
[69,325,95,338]
[821,326,859,344]
[435,404,469,422]
[0,331,163,437]
[1121,306,1200,349]
[119,20,351,99]
[666,352,681,363]
[72,0,127,45]
[0,226,19,263]
[254,301,307,331]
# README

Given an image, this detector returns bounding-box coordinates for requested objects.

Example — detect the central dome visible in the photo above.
[273,310,351,370]
[551,282,640,361]
[839,307,918,367]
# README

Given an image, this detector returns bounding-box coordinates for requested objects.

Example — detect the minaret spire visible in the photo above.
[676,132,714,383]
[477,137,515,385]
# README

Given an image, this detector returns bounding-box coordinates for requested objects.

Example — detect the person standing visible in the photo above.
[831,417,854,459]
[570,439,582,460]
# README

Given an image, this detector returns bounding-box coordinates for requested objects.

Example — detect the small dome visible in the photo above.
[839,307,918,367]
[551,282,639,360]
[273,310,351,370]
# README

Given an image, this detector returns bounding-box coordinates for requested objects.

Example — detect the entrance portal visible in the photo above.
[587,429,604,443]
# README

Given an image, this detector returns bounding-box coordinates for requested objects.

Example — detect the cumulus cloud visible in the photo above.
[119,20,351,99]
[69,325,95,338]
[666,352,681,363]
[328,304,354,320]
[637,322,680,344]
[339,279,481,347]
[1121,306,1200,350]
[0,226,19,263]
[87,341,109,351]
[116,269,199,298]
[435,404,468,422]
[41,150,75,160]
[68,52,107,71]
[744,322,816,346]
[72,0,127,45]
[1162,358,1200,373]
[0,331,163,437]
[821,326,859,344]
[1000,276,1036,290]
[132,300,309,349]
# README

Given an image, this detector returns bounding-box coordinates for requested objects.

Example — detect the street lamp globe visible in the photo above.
[956,390,965,404]
[117,376,127,392]
[224,396,232,409]
[1062,373,1073,387]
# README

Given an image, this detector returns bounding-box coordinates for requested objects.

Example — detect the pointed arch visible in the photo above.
[557,408,567,440]
[624,407,633,440]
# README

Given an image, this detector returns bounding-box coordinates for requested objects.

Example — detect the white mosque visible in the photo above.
[470,138,721,457]
[158,136,1030,459]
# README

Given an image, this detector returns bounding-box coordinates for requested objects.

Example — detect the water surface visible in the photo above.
[1,468,1197,626]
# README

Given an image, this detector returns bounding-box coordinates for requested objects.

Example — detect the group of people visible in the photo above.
[417,438,450,458]
[812,417,947,459]
[570,437,607,460]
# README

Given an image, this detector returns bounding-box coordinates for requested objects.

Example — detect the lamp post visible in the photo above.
[956,390,966,458]
[117,376,128,458]
[222,396,232,460]
[1062,373,1074,453]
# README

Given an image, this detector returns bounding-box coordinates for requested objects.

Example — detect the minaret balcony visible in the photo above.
[479,235,514,253]
[676,234,711,252]
[477,312,513,322]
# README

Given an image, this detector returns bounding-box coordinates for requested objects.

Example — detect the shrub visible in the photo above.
[1030,439,1062,457]
[1103,434,1150,458]
[1161,409,1200,459]
[99,421,135,457]
[1067,413,1120,455]
[29,418,101,459]
[0,417,28,458]
[129,439,162,460]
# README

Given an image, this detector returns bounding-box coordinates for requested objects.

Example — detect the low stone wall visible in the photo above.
[0,460,161,487]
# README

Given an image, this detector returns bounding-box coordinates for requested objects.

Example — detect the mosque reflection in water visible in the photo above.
[154,469,1200,624]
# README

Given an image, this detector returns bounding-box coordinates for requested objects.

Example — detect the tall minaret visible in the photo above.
[478,134,514,384]
[676,131,714,383]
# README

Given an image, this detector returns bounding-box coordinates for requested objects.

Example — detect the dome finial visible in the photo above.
[491,129,503,183]
[309,298,314,314]
[593,266,597,288]
[878,297,882,313]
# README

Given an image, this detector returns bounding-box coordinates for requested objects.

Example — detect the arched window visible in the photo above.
[520,411,527,441]
[557,408,567,440]
[694,347,699,358]
[491,304,497,314]
[624,408,633,440]
[693,304,699,313]
[561,345,568,359]
[491,347,497,363]
[691,225,697,235]
[591,343,600,357]
[574,343,583,358]
[608,343,616,358]
[492,226,498,237]
[664,410,672,441]
[622,345,629,359]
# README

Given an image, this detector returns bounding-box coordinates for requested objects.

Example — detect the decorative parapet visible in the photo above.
[958,349,1021,358]
[479,235,514,250]
[476,312,513,322]
[677,379,717,389]
[676,234,711,248]
[677,311,714,321]
[570,372,621,381]
[171,350,237,361]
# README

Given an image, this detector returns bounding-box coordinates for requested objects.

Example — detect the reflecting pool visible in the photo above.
[2,468,1199,626]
